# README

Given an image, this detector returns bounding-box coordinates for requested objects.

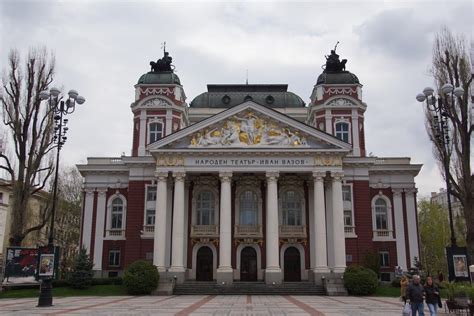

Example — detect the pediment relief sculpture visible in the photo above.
[189,112,308,147]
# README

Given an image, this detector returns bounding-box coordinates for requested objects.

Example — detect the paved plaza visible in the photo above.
[0,295,448,315]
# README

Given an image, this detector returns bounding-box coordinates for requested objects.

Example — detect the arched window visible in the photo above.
[282,190,302,225]
[335,122,350,143]
[196,191,215,225]
[374,198,388,230]
[148,121,163,144]
[111,198,123,229]
[240,190,258,226]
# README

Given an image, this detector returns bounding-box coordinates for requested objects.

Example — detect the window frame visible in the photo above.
[108,250,121,267]
[334,119,351,143]
[192,184,220,227]
[196,190,216,225]
[106,194,127,239]
[147,118,164,144]
[371,194,394,240]
[280,189,303,226]
[379,251,390,267]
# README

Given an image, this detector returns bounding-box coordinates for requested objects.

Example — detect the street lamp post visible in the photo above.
[37,87,85,307]
[416,84,464,248]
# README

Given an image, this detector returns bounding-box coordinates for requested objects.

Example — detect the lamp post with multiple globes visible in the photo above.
[37,87,85,307]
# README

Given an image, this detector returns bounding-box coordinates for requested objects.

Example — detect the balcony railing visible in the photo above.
[191,225,219,238]
[142,225,155,234]
[234,225,263,238]
[373,229,393,239]
[344,226,356,234]
[279,225,307,238]
[106,229,125,238]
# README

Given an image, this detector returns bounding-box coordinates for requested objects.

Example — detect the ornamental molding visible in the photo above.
[191,175,219,187]
[172,171,186,181]
[323,87,357,96]
[314,155,342,166]
[330,171,344,181]
[234,238,264,247]
[326,98,356,107]
[140,87,174,96]
[156,155,184,166]
[189,111,308,148]
[219,171,233,182]
[142,98,172,107]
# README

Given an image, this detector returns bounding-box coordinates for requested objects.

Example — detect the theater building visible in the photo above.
[77,50,422,285]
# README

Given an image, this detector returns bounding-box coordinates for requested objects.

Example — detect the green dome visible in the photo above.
[190,84,305,108]
[316,71,359,85]
[137,71,181,85]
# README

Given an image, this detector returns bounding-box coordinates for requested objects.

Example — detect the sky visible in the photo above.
[0,0,472,198]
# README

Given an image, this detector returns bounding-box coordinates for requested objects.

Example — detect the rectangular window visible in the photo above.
[342,185,351,202]
[379,251,390,267]
[0,192,3,203]
[344,210,353,226]
[109,250,120,267]
[146,209,155,225]
[111,213,122,229]
[147,186,157,201]
[376,213,388,230]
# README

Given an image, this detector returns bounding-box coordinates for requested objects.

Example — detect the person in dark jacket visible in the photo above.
[407,275,425,316]
[424,276,440,316]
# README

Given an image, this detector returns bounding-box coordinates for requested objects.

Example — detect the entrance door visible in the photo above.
[284,247,301,282]
[240,247,257,281]
[196,246,213,281]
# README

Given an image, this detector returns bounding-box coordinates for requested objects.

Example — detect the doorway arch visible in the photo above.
[240,247,257,281]
[196,246,213,281]
[284,247,301,281]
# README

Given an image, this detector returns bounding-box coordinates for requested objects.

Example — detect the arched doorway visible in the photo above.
[196,246,213,281]
[284,247,301,282]
[240,247,257,281]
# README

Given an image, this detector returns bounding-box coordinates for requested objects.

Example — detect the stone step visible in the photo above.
[173,281,326,295]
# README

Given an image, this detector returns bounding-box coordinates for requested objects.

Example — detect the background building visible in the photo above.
[77,50,422,285]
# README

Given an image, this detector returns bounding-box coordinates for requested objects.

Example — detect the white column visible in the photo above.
[82,189,95,254]
[405,188,419,268]
[170,172,186,278]
[351,109,360,156]
[331,171,346,273]
[153,171,168,272]
[325,110,333,134]
[325,183,334,267]
[313,172,329,272]
[138,110,146,156]
[392,189,407,270]
[165,110,172,136]
[308,181,315,269]
[265,171,282,284]
[93,189,107,272]
[217,172,233,283]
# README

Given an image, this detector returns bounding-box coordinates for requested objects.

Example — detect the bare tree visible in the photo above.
[427,28,473,259]
[0,48,56,246]
[54,166,82,278]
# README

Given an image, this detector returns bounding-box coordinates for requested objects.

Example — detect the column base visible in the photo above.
[216,267,233,285]
[265,268,282,284]
[333,266,346,274]
[312,268,331,286]
[168,267,186,284]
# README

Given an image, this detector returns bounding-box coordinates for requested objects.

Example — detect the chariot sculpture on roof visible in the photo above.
[323,41,348,73]
[150,41,174,72]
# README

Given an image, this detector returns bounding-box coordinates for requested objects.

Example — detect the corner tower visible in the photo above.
[307,47,366,156]
[131,50,188,156]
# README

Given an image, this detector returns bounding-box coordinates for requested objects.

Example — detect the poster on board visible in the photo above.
[2,247,38,284]
[453,254,468,277]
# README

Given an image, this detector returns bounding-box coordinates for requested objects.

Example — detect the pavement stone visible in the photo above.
[0,295,449,315]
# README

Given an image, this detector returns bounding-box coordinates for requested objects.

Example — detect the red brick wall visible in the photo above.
[102,240,126,270]
[123,181,148,267]
[374,241,398,272]
[351,180,374,264]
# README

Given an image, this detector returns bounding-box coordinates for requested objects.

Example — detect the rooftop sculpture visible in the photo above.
[323,42,347,73]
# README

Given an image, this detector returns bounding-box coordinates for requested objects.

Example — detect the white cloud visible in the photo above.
[0,0,471,197]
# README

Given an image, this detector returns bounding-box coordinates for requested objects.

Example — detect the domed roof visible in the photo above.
[137,71,181,85]
[190,84,305,108]
[316,71,359,85]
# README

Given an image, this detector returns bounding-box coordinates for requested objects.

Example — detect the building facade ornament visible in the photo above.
[314,155,342,166]
[327,98,356,107]
[156,155,184,166]
[142,98,172,107]
[140,87,174,97]
[323,87,357,96]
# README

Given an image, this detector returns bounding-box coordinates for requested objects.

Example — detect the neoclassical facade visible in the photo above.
[77,50,422,285]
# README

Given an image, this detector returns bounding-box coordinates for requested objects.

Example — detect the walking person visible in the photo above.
[407,275,425,316]
[400,275,409,303]
[424,276,440,316]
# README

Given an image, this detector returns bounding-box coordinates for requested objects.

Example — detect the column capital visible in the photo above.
[173,171,186,182]
[155,171,168,182]
[97,188,108,196]
[265,171,279,183]
[330,171,344,181]
[392,188,404,196]
[219,172,233,183]
[312,171,326,181]
[404,188,418,194]
[84,188,95,195]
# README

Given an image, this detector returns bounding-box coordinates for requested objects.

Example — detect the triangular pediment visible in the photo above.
[148,101,351,151]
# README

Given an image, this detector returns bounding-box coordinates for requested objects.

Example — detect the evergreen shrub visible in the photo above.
[68,248,94,289]
[343,266,378,295]
[123,260,159,295]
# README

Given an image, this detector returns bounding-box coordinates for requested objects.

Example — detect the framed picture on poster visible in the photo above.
[453,255,468,277]
[38,253,55,277]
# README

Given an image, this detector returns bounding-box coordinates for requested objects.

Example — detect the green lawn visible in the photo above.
[373,285,448,298]
[0,284,127,299]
